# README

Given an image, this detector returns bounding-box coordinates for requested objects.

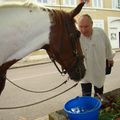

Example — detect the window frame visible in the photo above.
[92,0,103,8]
[37,0,57,5]
[63,0,77,6]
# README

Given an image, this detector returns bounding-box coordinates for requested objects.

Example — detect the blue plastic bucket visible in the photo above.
[64,96,101,120]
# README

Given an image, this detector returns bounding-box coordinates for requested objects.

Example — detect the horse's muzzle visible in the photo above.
[68,63,86,81]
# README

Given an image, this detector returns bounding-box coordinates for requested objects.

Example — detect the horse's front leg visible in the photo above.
[0,59,19,95]
[0,71,7,95]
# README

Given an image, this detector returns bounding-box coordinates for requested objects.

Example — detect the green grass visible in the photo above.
[99,96,120,120]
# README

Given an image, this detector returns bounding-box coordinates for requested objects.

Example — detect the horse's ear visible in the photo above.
[70,2,85,18]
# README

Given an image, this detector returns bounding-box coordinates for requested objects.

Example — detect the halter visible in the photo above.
[62,12,84,75]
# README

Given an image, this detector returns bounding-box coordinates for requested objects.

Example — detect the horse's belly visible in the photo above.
[0,4,50,65]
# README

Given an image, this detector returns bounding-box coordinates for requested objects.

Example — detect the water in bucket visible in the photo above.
[64,96,101,120]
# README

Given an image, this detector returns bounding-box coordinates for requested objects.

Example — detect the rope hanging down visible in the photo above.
[6,77,69,93]
[0,82,78,110]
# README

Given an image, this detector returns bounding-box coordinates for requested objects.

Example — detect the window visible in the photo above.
[38,0,47,4]
[112,0,120,9]
[63,0,77,6]
[92,0,103,8]
[119,0,120,8]
[111,33,117,40]
[47,0,56,5]
[37,0,57,5]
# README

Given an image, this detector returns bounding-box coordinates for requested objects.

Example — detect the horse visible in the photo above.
[0,1,86,95]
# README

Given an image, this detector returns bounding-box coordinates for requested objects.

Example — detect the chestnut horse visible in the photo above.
[0,1,86,95]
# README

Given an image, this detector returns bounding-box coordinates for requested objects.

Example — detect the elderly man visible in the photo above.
[78,14,114,96]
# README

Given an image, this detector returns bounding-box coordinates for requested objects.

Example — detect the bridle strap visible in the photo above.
[63,13,81,59]
[50,57,66,75]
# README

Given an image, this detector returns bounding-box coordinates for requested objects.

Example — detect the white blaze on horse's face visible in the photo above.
[0,2,50,65]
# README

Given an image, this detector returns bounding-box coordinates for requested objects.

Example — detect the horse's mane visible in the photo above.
[0,1,49,10]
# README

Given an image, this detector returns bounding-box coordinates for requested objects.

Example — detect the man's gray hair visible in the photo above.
[80,14,93,24]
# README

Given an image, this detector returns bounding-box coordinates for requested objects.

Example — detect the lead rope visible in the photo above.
[0,82,78,110]
[6,77,69,93]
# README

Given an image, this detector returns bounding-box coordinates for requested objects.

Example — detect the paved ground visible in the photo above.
[9,49,120,120]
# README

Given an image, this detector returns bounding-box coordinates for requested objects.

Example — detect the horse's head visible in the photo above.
[44,2,86,81]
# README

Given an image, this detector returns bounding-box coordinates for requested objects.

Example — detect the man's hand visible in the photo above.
[108,60,114,67]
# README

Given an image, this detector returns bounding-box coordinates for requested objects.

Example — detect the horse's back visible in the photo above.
[0,2,51,65]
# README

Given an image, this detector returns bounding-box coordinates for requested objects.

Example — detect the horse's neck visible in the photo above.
[0,4,51,65]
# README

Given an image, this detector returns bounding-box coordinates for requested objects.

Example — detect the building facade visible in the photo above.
[37,0,120,49]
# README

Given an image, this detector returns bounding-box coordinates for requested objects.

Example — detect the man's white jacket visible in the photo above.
[80,27,115,88]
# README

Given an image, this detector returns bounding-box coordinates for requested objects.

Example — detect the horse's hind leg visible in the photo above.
[0,71,7,95]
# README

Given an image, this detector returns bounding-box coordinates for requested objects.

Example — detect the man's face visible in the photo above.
[78,16,93,37]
